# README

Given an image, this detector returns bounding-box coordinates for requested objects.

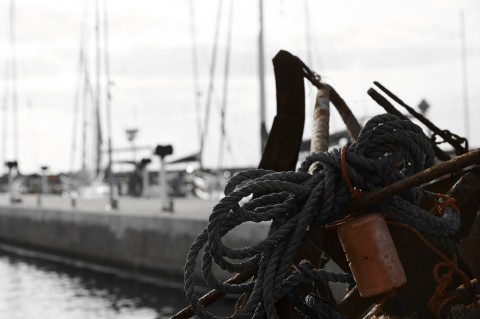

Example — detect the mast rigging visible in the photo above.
[188,0,202,150]
[218,0,234,169]
[199,0,223,168]
[1,0,19,173]
[94,0,103,177]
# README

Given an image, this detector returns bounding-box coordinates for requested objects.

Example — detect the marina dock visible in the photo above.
[0,194,269,288]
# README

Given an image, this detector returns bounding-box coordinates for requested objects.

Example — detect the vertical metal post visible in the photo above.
[41,168,48,195]
[6,161,17,204]
[38,166,48,207]
[142,165,149,198]
[107,159,118,210]
[155,145,173,212]
[8,167,13,204]
[126,128,138,163]
[71,192,77,209]
[159,156,168,212]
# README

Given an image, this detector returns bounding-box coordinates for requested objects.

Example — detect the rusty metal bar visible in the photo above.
[301,63,361,141]
[374,81,469,155]
[345,148,480,213]
[367,87,451,162]
[367,87,407,120]
[171,269,255,319]
[329,85,361,141]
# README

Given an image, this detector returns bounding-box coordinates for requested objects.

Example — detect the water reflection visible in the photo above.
[0,252,233,319]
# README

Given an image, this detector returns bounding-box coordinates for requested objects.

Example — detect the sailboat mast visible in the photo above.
[460,11,470,140]
[188,0,202,149]
[81,76,88,171]
[304,0,313,67]
[2,1,11,173]
[218,0,233,170]
[1,0,19,175]
[10,0,18,162]
[94,0,102,176]
[71,0,89,173]
[258,0,267,155]
[104,0,116,209]
[199,0,223,169]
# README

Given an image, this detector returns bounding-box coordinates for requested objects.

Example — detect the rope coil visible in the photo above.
[183,114,462,319]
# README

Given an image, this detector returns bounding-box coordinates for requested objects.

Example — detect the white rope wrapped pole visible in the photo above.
[310,85,331,153]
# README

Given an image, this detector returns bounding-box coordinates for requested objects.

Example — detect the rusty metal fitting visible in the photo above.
[337,213,406,297]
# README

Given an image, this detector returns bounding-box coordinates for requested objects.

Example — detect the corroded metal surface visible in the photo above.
[338,214,406,297]
[373,81,469,156]
[367,87,450,161]
[345,149,480,213]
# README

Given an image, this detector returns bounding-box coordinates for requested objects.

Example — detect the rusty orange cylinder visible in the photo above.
[337,213,406,297]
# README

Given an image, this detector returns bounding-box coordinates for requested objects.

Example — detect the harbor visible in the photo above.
[0,0,479,318]
[0,193,269,287]
[0,193,264,318]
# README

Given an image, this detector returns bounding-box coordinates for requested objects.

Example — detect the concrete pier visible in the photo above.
[0,194,269,286]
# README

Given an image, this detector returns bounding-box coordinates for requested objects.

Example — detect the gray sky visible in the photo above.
[1,0,479,174]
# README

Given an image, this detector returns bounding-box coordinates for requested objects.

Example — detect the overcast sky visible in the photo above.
[1,0,479,174]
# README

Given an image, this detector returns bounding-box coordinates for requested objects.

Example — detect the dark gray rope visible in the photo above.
[183,114,461,319]
[304,295,348,319]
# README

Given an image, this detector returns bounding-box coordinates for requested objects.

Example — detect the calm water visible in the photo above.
[0,252,233,319]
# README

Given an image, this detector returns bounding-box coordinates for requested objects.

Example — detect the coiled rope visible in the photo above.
[183,114,461,319]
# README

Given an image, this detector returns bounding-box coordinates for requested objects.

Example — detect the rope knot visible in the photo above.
[434,193,459,216]
[428,255,461,319]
